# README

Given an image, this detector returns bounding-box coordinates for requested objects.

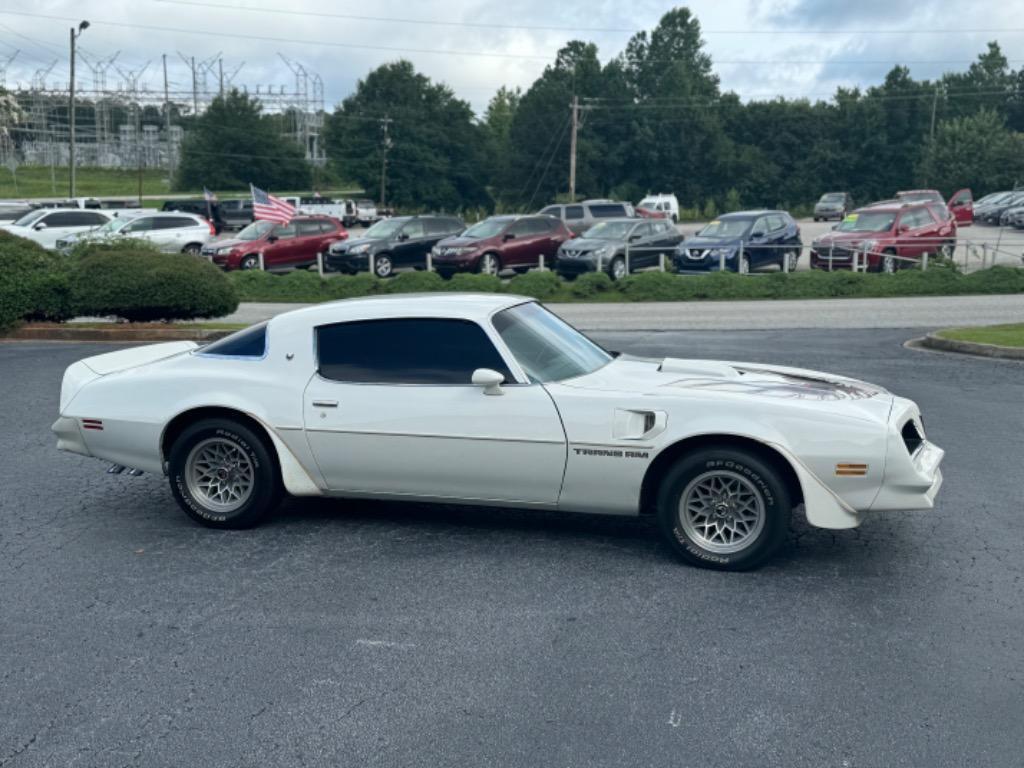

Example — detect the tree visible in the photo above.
[175,90,310,191]
[323,61,492,212]
[917,110,1024,195]
[482,86,521,196]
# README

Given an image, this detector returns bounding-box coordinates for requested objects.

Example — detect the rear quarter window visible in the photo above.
[588,204,626,218]
[199,324,268,358]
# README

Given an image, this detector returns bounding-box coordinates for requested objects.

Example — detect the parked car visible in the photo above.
[674,210,802,274]
[52,294,944,570]
[809,203,956,273]
[162,199,228,234]
[1001,202,1024,229]
[355,199,378,225]
[205,216,347,271]
[56,212,215,254]
[538,199,634,236]
[556,218,682,280]
[1,207,112,249]
[431,215,572,277]
[896,188,973,226]
[976,191,1024,225]
[326,215,464,277]
[218,199,254,230]
[813,192,854,221]
[637,194,679,222]
[0,201,35,223]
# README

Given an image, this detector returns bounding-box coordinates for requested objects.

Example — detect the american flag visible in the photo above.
[251,185,295,224]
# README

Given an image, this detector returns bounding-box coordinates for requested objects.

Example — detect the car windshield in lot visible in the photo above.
[820,193,845,202]
[364,219,405,239]
[837,211,896,233]
[11,209,48,227]
[462,219,508,239]
[696,219,750,238]
[583,221,634,240]
[492,302,611,383]
[235,220,275,241]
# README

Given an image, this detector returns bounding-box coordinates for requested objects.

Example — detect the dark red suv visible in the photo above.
[810,203,957,273]
[430,215,572,277]
[204,216,347,271]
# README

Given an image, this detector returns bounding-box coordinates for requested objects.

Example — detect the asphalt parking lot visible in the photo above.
[2,332,1023,767]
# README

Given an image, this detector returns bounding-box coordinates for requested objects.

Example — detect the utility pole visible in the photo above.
[68,20,89,199]
[568,95,579,202]
[191,56,198,115]
[379,115,393,209]
[929,84,939,141]
[218,58,224,97]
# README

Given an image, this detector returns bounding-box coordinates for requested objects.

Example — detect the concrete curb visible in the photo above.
[921,332,1024,360]
[3,325,233,343]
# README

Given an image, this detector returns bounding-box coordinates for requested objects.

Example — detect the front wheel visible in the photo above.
[239,254,260,270]
[609,256,627,281]
[168,419,281,529]
[880,251,897,274]
[737,254,751,274]
[656,448,791,570]
[372,254,393,278]
[477,252,501,276]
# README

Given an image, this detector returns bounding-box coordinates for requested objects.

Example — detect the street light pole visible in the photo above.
[68,20,89,199]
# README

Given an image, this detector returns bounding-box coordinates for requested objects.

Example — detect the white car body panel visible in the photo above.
[2,209,113,249]
[53,294,944,529]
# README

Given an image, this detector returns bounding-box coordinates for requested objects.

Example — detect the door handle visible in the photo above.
[312,400,338,408]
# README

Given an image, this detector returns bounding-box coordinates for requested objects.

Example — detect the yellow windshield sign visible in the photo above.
[843,213,859,223]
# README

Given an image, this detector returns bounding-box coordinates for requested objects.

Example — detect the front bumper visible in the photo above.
[52,416,90,457]
[326,251,370,273]
[556,257,599,276]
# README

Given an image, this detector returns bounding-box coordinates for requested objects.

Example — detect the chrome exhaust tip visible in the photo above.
[125,468,145,477]
[107,464,126,475]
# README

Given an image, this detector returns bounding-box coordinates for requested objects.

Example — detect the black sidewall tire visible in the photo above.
[168,419,280,529]
[655,448,790,571]
[241,255,259,270]
[375,255,393,278]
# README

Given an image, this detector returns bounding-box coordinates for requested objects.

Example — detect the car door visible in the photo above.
[895,209,927,258]
[745,215,772,268]
[392,219,428,267]
[302,317,566,504]
[293,220,326,265]
[262,222,299,268]
[626,222,654,269]
[122,215,160,248]
[538,217,568,259]
[500,218,539,268]
[947,188,973,225]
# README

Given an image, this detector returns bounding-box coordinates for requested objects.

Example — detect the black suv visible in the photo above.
[218,199,254,230]
[326,215,465,277]
[161,199,226,233]
[556,218,683,280]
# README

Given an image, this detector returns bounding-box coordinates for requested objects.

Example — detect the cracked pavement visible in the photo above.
[1,330,1022,767]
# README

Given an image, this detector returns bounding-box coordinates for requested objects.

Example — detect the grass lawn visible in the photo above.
[935,323,1024,348]
[0,167,172,199]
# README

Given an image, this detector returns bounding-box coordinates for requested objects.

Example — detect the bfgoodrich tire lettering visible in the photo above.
[168,419,281,529]
[655,447,791,571]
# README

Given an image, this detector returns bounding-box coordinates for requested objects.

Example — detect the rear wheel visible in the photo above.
[656,447,790,570]
[182,243,203,255]
[168,419,281,529]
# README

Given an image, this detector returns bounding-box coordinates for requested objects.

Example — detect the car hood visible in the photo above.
[562,237,620,252]
[559,356,893,422]
[332,236,382,251]
[813,230,887,247]
[682,236,743,249]
[436,235,487,249]
[209,237,253,250]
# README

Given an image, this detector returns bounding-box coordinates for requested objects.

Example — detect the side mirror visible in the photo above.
[267,235,279,243]
[629,234,641,242]
[34,222,47,231]
[398,232,409,241]
[503,232,516,241]
[472,368,505,396]
[831,224,838,230]
[751,230,765,239]
[898,224,910,233]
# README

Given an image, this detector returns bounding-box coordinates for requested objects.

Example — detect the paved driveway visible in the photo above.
[2,331,1022,767]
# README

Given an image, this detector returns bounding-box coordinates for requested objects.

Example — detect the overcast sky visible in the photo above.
[1,0,1020,115]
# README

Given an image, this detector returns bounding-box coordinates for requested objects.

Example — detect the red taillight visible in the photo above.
[207,219,216,236]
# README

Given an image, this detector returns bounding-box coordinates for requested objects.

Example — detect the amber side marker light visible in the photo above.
[836,463,868,477]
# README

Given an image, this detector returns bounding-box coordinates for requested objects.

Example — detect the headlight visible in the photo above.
[708,247,734,258]
[216,246,236,255]
[349,243,371,254]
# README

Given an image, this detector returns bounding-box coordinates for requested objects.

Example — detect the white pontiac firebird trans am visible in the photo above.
[52,294,944,570]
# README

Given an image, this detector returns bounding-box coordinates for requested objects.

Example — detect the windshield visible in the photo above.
[820,193,845,203]
[235,220,275,241]
[582,221,634,240]
[95,218,132,234]
[897,191,941,202]
[837,211,896,233]
[462,219,508,239]
[492,302,611,383]
[12,209,48,227]
[976,192,1009,206]
[697,219,750,238]
[364,219,405,239]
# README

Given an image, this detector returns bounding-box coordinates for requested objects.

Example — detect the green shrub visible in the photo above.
[67,236,162,259]
[568,271,614,298]
[326,273,383,299]
[73,249,238,322]
[445,273,504,292]
[380,270,446,294]
[0,231,74,330]
[506,270,563,299]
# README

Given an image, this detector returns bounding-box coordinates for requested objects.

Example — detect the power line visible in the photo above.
[1,11,1021,66]
[151,1,1024,37]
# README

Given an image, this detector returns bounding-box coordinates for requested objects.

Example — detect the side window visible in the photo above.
[319,219,338,234]
[767,214,786,231]
[273,223,297,239]
[43,211,80,227]
[200,324,267,358]
[752,217,770,234]
[296,220,323,236]
[526,218,552,234]
[564,205,584,220]
[631,223,652,239]
[507,219,532,237]
[950,190,970,205]
[539,206,561,218]
[85,212,110,226]
[589,204,626,218]
[316,319,513,385]
[150,217,180,230]
[126,218,155,232]
[424,219,451,236]
[402,220,426,238]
